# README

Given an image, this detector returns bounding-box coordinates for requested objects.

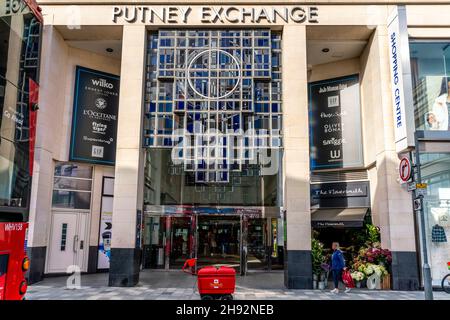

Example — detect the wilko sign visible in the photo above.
[69,66,120,165]
[399,156,412,183]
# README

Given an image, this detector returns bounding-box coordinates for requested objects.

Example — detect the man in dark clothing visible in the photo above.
[330,242,351,293]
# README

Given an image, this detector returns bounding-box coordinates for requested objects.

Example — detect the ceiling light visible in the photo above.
[106,48,114,53]
[321,48,330,53]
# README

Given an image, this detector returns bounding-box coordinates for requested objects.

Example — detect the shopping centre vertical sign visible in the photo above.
[70,66,120,165]
[309,74,363,170]
[387,5,415,153]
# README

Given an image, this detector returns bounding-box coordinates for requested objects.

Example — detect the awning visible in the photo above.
[311,208,369,228]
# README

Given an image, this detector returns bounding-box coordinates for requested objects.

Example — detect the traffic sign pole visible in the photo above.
[413,134,433,300]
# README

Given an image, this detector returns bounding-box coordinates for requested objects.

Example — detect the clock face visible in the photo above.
[187,49,241,100]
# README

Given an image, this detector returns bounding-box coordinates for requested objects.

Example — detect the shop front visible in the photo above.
[142,206,283,273]
[140,28,284,274]
[409,40,450,287]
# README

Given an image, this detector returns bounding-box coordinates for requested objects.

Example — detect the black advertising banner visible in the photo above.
[309,74,363,170]
[70,66,120,165]
[310,181,370,208]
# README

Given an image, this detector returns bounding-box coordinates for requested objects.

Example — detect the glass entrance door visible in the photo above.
[169,217,191,267]
[245,217,284,271]
[196,215,241,271]
[143,216,166,269]
[247,218,268,270]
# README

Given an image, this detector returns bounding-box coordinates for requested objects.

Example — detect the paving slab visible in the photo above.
[26,270,450,300]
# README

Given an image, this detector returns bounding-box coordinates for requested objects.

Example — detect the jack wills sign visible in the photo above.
[309,74,363,170]
[70,66,120,165]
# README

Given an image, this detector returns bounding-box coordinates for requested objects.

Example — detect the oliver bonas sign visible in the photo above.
[70,66,120,166]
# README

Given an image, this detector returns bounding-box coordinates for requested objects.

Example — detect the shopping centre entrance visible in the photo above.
[142,209,283,274]
[197,215,241,269]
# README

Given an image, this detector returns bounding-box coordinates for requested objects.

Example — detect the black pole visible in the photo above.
[413,133,433,300]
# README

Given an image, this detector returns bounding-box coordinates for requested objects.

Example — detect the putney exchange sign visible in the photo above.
[112,6,319,24]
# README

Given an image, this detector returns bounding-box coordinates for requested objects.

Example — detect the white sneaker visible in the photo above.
[330,288,339,294]
[345,287,351,293]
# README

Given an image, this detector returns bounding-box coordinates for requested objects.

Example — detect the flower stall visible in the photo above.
[312,224,393,290]
[350,245,392,290]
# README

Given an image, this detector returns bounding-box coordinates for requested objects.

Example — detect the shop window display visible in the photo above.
[410,42,450,131]
[420,153,450,286]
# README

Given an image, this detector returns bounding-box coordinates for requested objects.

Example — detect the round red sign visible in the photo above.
[399,157,412,182]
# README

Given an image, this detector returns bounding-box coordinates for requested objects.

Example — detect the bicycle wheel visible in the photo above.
[441,274,450,293]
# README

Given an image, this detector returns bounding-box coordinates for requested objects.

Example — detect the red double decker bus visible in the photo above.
[0,0,42,300]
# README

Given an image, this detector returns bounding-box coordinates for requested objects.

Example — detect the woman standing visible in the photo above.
[330,242,351,294]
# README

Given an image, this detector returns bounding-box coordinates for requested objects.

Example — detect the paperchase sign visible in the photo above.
[112,6,319,24]
[70,66,120,165]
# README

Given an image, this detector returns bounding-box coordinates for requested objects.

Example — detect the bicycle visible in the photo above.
[441,262,450,293]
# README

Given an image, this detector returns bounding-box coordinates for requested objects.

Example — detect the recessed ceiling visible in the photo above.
[306,25,375,41]
[66,40,122,59]
[307,40,368,66]
[55,25,123,41]
[306,25,373,66]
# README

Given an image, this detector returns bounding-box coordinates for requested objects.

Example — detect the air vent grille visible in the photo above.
[311,170,368,183]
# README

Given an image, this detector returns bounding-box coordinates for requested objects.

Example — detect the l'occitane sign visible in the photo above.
[112,6,319,24]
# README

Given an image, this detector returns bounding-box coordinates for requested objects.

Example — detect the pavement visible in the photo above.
[26,270,450,300]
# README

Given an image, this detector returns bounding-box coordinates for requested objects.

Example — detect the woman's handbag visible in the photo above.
[342,270,355,288]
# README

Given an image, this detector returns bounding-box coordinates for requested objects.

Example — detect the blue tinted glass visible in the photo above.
[176,101,185,110]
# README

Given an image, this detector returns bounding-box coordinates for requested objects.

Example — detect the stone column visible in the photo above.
[27,25,69,284]
[361,26,419,290]
[282,25,312,289]
[109,25,146,287]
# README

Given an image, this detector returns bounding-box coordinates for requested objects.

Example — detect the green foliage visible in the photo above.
[351,224,381,248]
[366,224,381,246]
[311,238,325,276]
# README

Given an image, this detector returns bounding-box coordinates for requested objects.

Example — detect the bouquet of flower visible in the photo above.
[372,264,388,277]
[363,264,374,276]
[359,246,392,266]
[351,271,365,281]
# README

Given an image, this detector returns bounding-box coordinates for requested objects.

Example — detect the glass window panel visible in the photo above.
[410,42,450,131]
[53,177,92,191]
[52,190,91,210]
[144,30,282,185]
[54,163,92,179]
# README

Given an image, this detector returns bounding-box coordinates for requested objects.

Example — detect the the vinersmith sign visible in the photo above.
[112,6,319,24]
[310,181,370,208]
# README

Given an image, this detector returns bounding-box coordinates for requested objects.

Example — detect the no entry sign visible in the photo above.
[399,157,412,182]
